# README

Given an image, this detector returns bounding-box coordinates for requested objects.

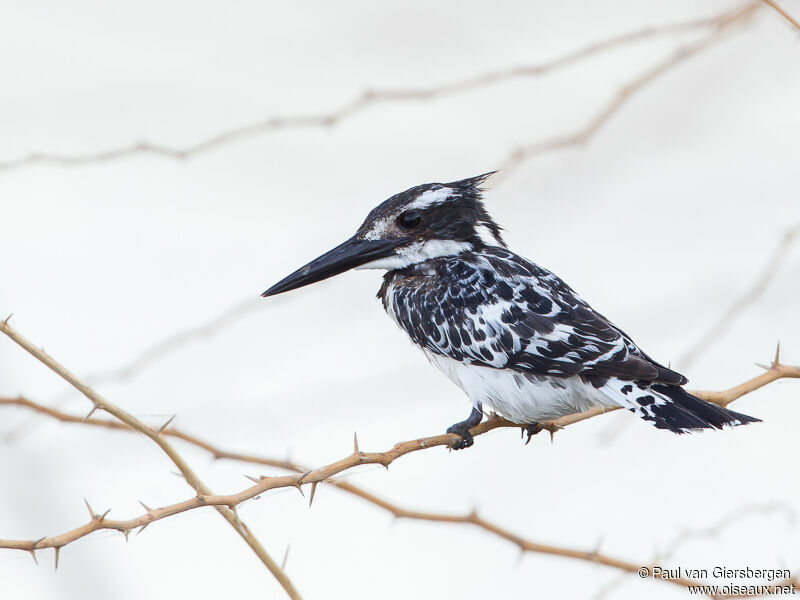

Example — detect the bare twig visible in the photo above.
[678,223,800,369]
[761,0,800,30]
[0,4,757,173]
[0,320,302,600]
[494,2,758,176]
[2,351,797,596]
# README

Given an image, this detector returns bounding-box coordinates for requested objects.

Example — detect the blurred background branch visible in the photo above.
[496,2,758,175]
[678,223,800,369]
[0,3,756,174]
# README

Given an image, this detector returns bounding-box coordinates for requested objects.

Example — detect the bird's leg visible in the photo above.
[446,404,483,450]
[523,422,543,444]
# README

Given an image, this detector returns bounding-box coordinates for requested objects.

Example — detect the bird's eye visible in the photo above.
[398,210,422,229]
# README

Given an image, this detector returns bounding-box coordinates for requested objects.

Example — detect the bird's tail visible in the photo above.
[604,380,760,434]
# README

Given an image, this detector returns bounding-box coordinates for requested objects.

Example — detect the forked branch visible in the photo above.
[0,319,301,600]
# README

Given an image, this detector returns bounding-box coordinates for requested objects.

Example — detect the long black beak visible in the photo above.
[262,236,408,297]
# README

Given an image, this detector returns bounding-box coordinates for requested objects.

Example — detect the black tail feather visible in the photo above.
[647,384,760,434]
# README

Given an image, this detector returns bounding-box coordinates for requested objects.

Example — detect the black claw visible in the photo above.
[523,422,543,445]
[446,405,483,451]
[447,429,474,450]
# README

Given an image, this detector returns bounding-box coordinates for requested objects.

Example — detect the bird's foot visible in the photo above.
[446,405,483,451]
[522,422,543,445]
[520,421,562,444]
[446,423,475,450]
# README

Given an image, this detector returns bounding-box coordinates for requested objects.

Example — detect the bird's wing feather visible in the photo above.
[386,248,686,386]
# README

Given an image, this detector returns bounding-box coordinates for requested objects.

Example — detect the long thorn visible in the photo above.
[308,482,318,508]
[297,470,312,486]
[157,414,176,434]
[229,504,241,525]
[83,498,95,520]
[82,405,99,422]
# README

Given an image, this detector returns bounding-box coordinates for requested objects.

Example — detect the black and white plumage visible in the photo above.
[263,173,759,448]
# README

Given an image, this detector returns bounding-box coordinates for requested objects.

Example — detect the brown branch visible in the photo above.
[0,4,757,173]
[6,356,795,463]
[761,0,800,30]
[0,319,302,600]
[336,490,798,599]
[2,350,797,596]
[494,2,758,177]
[679,223,800,369]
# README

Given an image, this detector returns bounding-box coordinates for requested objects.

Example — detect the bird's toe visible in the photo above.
[446,426,475,450]
[523,422,543,444]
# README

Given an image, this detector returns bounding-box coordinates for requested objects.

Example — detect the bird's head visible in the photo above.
[262,172,505,297]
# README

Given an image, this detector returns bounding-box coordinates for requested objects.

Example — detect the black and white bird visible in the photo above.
[262,173,758,448]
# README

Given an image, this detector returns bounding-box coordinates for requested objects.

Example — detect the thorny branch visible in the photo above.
[1,4,796,597]
[0,320,302,600]
[1,318,798,597]
[0,3,758,174]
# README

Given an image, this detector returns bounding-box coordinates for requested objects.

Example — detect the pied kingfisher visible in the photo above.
[263,173,758,449]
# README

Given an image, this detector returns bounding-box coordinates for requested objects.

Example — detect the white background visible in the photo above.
[1,1,799,598]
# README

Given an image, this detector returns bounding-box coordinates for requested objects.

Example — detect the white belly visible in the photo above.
[424,351,617,423]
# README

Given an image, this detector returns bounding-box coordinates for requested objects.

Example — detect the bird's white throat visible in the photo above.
[356,239,473,270]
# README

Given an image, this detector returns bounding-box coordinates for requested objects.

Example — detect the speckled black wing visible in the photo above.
[383,247,686,385]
